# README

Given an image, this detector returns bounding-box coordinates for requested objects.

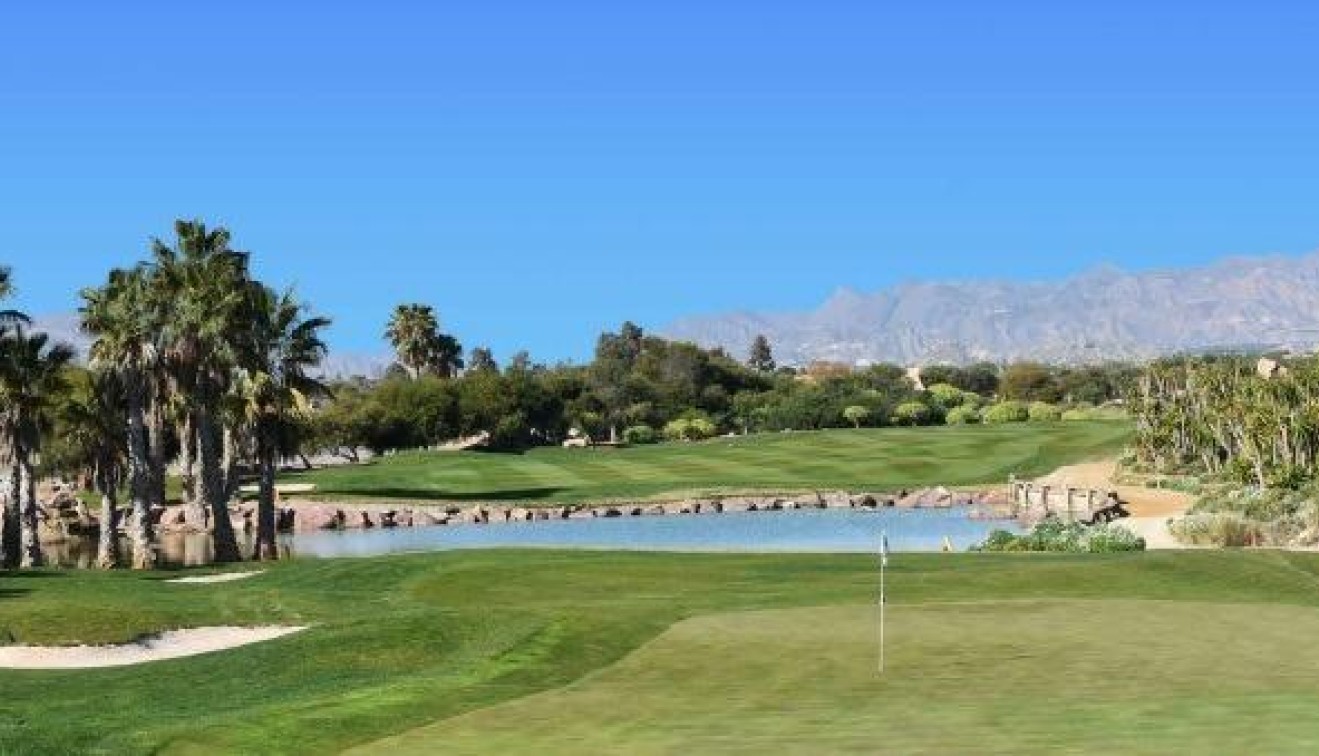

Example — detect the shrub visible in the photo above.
[842,405,871,428]
[662,417,717,441]
[891,401,933,426]
[622,425,657,445]
[945,405,981,425]
[1170,512,1263,547]
[926,383,965,408]
[1027,401,1062,422]
[982,401,1029,424]
[974,519,1145,552]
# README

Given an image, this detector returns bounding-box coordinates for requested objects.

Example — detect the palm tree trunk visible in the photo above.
[126,377,156,570]
[1,459,19,568]
[197,399,241,563]
[147,400,167,510]
[17,450,42,568]
[180,412,204,527]
[95,465,119,569]
[253,425,279,560]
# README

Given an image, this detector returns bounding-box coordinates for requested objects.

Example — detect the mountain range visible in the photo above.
[663,252,1319,366]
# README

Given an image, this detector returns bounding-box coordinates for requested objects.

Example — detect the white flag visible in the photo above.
[880,533,889,568]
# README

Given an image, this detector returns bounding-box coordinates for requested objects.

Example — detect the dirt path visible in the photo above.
[1036,458,1193,550]
[1036,459,1192,517]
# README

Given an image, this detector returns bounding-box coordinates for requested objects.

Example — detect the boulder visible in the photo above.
[296,505,344,531]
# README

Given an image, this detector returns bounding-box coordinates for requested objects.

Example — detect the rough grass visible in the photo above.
[6,549,1319,753]
[286,422,1132,504]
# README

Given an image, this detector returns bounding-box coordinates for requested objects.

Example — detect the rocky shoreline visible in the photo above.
[216,486,1014,535]
[33,483,1015,542]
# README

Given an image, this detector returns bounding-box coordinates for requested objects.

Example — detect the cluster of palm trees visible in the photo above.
[1,220,331,571]
[384,303,463,379]
[0,269,76,568]
[1128,356,1319,487]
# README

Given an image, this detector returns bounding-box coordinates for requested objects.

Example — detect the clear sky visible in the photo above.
[4,2,1319,362]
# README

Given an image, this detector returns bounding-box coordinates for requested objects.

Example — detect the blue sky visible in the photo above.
[4,2,1319,362]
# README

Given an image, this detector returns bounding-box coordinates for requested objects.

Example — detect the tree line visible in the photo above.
[0,218,1135,571]
[1128,355,1319,488]
[1,221,330,569]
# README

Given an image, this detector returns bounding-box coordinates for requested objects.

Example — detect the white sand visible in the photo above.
[165,570,265,584]
[0,626,307,669]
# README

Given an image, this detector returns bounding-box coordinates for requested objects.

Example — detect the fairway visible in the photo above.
[288,422,1131,503]
[8,549,1319,753]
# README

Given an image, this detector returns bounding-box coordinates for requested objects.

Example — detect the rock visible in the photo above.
[856,494,878,508]
[822,491,853,508]
[296,505,344,531]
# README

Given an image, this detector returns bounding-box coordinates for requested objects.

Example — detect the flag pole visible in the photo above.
[879,530,887,675]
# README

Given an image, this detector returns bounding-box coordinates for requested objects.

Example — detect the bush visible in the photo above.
[974,519,1145,552]
[926,383,965,408]
[891,401,933,426]
[662,417,717,441]
[622,425,657,445]
[1169,512,1262,547]
[982,401,1029,424]
[1027,401,1062,422]
[944,405,981,425]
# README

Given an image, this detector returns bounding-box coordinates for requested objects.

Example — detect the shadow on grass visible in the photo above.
[0,587,31,601]
[317,486,569,502]
[0,570,67,579]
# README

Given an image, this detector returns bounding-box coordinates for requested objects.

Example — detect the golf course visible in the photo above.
[6,549,1319,753]
[287,422,1133,503]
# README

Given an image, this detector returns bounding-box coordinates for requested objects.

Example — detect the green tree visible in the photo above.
[152,220,250,563]
[467,346,498,374]
[842,404,871,428]
[1000,362,1063,403]
[235,286,330,560]
[891,401,932,426]
[385,304,463,378]
[81,266,162,569]
[54,370,127,569]
[983,401,1030,424]
[0,327,74,568]
[748,334,775,372]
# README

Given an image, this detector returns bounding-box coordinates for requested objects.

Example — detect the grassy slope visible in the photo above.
[5,549,1319,753]
[286,422,1132,503]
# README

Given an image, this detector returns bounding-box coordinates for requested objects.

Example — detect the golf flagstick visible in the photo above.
[875,530,886,672]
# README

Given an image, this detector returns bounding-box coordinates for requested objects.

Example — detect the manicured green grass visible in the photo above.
[286,422,1132,503]
[6,549,1319,753]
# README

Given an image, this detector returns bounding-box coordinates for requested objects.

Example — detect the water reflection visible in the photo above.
[46,508,1019,568]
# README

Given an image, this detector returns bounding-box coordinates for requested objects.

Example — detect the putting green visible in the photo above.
[366,600,1319,754]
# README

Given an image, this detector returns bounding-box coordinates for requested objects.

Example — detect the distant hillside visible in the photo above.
[664,252,1319,365]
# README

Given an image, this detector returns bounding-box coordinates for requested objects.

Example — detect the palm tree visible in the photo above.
[152,220,251,562]
[0,267,31,326]
[59,371,127,569]
[385,304,441,379]
[81,267,159,569]
[236,285,330,560]
[0,327,74,568]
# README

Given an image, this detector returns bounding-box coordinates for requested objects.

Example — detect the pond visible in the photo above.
[44,507,1022,568]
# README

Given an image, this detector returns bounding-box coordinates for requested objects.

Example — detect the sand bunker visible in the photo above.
[166,570,265,584]
[0,626,307,669]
